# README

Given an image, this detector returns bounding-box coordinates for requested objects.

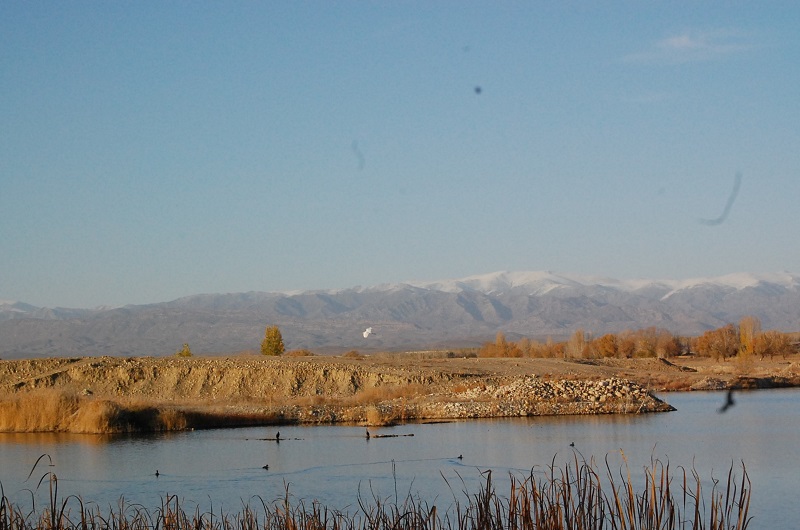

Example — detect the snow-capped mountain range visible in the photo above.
[1,271,798,359]
[400,270,800,298]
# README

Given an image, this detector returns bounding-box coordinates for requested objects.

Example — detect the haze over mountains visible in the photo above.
[2,271,799,359]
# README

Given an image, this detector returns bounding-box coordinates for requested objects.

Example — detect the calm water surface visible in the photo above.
[1,389,798,528]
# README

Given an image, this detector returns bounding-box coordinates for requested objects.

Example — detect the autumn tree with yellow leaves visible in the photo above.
[261,325,285,356]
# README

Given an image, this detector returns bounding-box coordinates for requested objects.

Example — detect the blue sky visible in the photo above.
[2,2,799,308]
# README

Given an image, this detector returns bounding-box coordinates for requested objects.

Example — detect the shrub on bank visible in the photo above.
[285,349,315,357]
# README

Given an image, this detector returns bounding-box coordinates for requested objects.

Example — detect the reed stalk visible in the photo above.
[1,454,751,530]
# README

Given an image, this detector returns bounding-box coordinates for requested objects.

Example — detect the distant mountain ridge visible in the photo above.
[401,270,800,297]
[2,271,799,359]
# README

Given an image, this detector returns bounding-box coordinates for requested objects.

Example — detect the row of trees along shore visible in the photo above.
[479,316,799,361]
[179,319,795,361]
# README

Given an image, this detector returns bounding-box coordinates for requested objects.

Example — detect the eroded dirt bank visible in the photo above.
[1,354,798,433]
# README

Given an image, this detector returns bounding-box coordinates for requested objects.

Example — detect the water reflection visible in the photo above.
[1,389,797,527]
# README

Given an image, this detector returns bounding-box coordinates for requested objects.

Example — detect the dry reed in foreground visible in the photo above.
[1,454,751,530]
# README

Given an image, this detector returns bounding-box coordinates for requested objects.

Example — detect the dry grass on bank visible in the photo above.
[0,382,432,433]
[0,390,280,434]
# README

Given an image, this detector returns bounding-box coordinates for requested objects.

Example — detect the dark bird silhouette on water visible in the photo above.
[569,442,575,447]
[365,429,370,440]
[457,454,463,460]
[276,431,280,442]
[155,470,160,477]
[262,464,269,470]
[718,389,736,413]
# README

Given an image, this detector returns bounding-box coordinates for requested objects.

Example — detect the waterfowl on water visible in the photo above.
[155,470,160,477]
[262,464,269,470]
[366,429,370,439]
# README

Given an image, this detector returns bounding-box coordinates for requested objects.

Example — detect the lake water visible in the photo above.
[1,389,798,528]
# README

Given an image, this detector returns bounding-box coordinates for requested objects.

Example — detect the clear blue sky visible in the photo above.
[2,2,799,308]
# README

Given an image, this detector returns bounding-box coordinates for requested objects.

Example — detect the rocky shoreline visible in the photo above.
[264,375,673,426]
[1,354,797,432]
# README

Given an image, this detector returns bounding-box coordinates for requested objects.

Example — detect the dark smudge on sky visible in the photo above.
[699,172,742,226]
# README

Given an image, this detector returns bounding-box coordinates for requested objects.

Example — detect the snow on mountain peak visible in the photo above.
[659,271,799,300]
[398,270,799,297]
[404,271,578,294]
[0,299,38,315]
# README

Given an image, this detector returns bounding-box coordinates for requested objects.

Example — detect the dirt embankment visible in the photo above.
[1,354,797,433]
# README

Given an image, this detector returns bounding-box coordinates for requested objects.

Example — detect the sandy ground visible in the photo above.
[3,352,798,400]
[1,353,798,432]
[356,353,800,391]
